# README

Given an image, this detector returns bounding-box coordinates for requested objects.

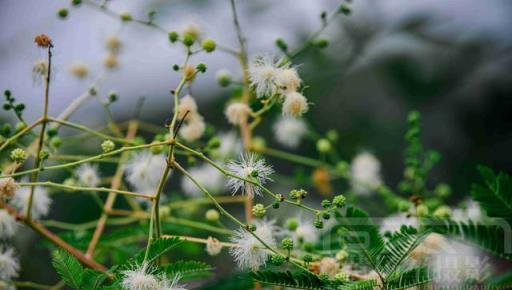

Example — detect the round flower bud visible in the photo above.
[247,224,256,232]
[105,35,121,53]
[51,136,62,148]
[316,138,332,153]
[433,206,452,218]
[15,122,27,132]
[159,206,170,219]
[251,136,266,152]
[416,204,429,217]
[196,63,207,73]
[10,148,27,163]
[318,273,330,282]
[252,204,266,218]
[168,31,179,43]
[332,194,346,208]
[182,33,195,46]
[336,249,349,262]
[57,8,68,19]
[334,272,350,283]
[321,200,331,209]
[103,54,119,69]
[270,254,285,265]
[435,183,451,198]
[314,219,324,229]
[303,242,314,252]
[72,0,82,6]
[225,102,252,125]
[302,254,313,264]
[338,4,351,15]
[398,200,411,212]
[286,218,299,231]
[206,137,221,149]
[216,69,232,87]
[281,238,294,250]
[205,209,220,222]
[70,62,88,78]
[101,139,115,153]
[336,161,349,176]
[321,211,330,220]
[201,39,216,53]
[120,12,132,22]
[272,201,280,209]
[289,189,307,200]
[39,150,49,161]
[315,39,329,48]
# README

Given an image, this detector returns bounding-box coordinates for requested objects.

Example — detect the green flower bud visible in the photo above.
[46,128,58,138]
[314,219,324,229]
[275,38,288,51]
[334,272,350,282]
[247,224,256,231]
[316,138,332,153]
[159,206,171,219]
[10,148,27,163]
[303,242,314,252]
[286,217,299,231]
[182,33,195,46]
[321,199,331,209]
[1,124,12,136]
[290,189,307,200]
[252,203,266,218]
[150,142,163,154]
[433,206,452,218]
[15,122,27,132]
[281,238,294,250]
[216,69,232,87]
[416,204,428,217]
[39,150,49,161]
[272,201,280,209]
[398,200,411,212]
[101,139,115,153]
[120,12,132,22]
[133,136,145,146]
[172,64,180,71]
[251,136,266,152]
[338,4,351,15]
[196,63,207,73]
[72,0,82,6]
[315,39,329,48]
[270,254,285,265]
[321,211,331,220]
[318,273,330,282]
[206,137,221,149]
[51,136,62,148]
[205,209,220,222]
[332,194,346,208]
[201,39,216,52]
[58,8,68,19]
[335,161,349,176]
[336,249,349,262]
[108,91,118,103]
[168,31,179,43]
[326,129,338,141]
[302,254,313,264]
[435,183,451,198]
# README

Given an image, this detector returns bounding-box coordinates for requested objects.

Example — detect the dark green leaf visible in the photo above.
[51,250,83,289]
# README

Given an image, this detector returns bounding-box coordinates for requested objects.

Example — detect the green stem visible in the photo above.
[47,117,134,144]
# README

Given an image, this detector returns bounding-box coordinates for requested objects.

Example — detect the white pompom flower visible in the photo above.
[177,95,198,121]
[225,102,252,126]
[275,67,301,93]
[350,152,382,195]
[249,55,280,98]
[282,91,309,117]
[0,210,17,238]
[179,114,205,142]
[75,163,100,187]
[206,236,222,256]
[181,163,225,197]
[0,246,19,280]
[0,177,18,198]
[125,151,168,195]
[273,116,307,148]
[10,180,51,219]
[294,216,318,244]
[121,263,160,290]
[160,274,188,290]
[226,154,273,198]
[229,219,277,270]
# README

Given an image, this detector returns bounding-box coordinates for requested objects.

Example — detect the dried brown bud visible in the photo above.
[34,34,52,48]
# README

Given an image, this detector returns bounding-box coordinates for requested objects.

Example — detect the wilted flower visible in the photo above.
[32,59,49,83]
[226,154,273,198]
[273,116,307,148]
[34,34,52,48]
[206,236,222,256]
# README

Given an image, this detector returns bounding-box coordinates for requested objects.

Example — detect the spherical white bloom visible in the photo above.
[206,236,222,256]
[294,217,318,244]
[226,154,274,198]
[273,116,307,148]
[212,131,241,161]
[229,220,277,270]
[0,177,17,198]
[0,246,19,280]
[181,163,225,197]
[125,151,168,195]
[319,257,339,278]
[160,274,187,290]
[452,199,482,222]
[249,55,280,98]
[0,210,17,238]
[177,95,198,120]
[10,181,51,219]
[225,102,252,125]
[430,239,488,288]
[275,68,301,93]
[409,233,446,262]
[121,263,160,290]
[105,35,121,53]
[350,152,382,195]
[282,92,309,117]
[75,163,100,187]
[379,213,418,235]
[179,114,205,142]
[181,23,202,38]
[69,62,88,79]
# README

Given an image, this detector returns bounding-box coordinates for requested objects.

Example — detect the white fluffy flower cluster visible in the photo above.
[125,151,168,196]
[121,263,187,290]
[350,152,382,195]
[226,153,273,198]
[0,246,19,281]
[181,163,224,197]
[273,116,308,148]
[75,163,100,187]
[249,55,309,117]
[10,180,52,219]
[229,219,277,270]
[177,95,206,142]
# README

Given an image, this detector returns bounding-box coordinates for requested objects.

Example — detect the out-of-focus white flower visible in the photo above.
[181,163,225,197]
[350,152,382,195]
[409,233,446,262]
[225,102,252,125]
[121,263,160,290]
[319,257,339,278]
[282,91,309,117]
[452,199,482,222]
[75,163,100,187]
[10,181,51,219]
[161,274,188,290]
[179,114,205,142]
[229,219,276,270]
[69,62,88,79]
[379,213,418,235]
[182,23,202,39]
[0,177,17,198]
[125,151,168,195]
[105,35,121,53]
[273,116,307,148]
[0,246,19,280]
[293,216,318,244]
[275,67,301,93]
[249,55,280,98]
[212,131,241,161]
[206,236,222,256]
[430,239,488,288]
[177,95,198,121]
[0,210,17,238]
[226,154,273,198]
[32,59,48,83]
